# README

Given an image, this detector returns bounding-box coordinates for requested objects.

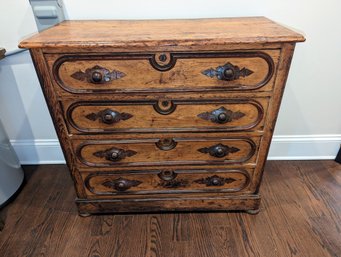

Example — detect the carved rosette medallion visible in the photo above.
[153,99,176,115]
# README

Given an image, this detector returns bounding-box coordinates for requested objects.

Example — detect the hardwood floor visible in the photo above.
[0,161,340,257]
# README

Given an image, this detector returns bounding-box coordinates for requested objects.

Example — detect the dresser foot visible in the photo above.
[79,212,91,217]
[245,208,260,215]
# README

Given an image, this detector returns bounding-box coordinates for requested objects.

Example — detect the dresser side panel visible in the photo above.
[251,43,296,192]
[29,49,86,198]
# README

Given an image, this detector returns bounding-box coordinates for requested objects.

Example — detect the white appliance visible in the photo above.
[0,120,24,207]
[0,0,66,208]
[0,0,37,208]
[0,0,64,207]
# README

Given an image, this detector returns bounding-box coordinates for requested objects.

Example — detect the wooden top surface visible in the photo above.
[19,17,305,49]
[0,48,5,60]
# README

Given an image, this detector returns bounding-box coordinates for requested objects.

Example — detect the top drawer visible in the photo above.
[46,50,279,95]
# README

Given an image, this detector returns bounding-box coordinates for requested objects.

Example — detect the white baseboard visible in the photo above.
[10,134,341,164]
[268,135,341,160]
[10,139,65,165]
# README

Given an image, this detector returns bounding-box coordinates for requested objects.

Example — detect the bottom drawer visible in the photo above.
[81,168,252,197]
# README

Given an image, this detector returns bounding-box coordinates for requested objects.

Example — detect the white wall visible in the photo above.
[0,0,37,51]
[0,0,340,163]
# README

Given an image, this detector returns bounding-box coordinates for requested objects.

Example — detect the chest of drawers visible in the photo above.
[19,17,304,216]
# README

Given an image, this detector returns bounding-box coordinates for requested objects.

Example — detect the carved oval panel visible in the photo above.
[49,50,278,95]
[75,136,259,168]
[82,169,251,196]
[65,98,267,134]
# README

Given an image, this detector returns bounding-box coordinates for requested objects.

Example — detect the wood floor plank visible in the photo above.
[0,161,340,257]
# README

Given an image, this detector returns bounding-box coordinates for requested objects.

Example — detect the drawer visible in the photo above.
[74,136,259,168]
[65,98,268,134]
[81,168,253,196]
[47,50,279,94]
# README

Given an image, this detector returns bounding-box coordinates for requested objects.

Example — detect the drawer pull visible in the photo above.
[198,106,245,124]
[202,62,253,81]
[157,170,188,188]
[102,177,142,192]
[158,170,177,181]
[158,53,168,62]
[153,100,176,115]
[198,143,239,158]
[156,138,177,151]
[93,147,137,162]
[91,71,102,83]
[85,109,133,124]
[71,65,126,84]
[194,175,236,187]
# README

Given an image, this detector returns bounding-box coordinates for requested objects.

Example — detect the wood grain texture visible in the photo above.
[21,18,305,215]
[18,17,305,49]
[81,168,252,197]
[47,50,278,94]
[250,43,296,193]
[29,49,87,199]
[73,136,259,168]
[0,161,339,257]
[64,98,268,134]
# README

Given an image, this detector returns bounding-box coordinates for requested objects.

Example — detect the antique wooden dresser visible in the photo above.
[19,17,304,216]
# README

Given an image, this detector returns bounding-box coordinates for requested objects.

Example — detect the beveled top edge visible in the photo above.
[19,17,305,49]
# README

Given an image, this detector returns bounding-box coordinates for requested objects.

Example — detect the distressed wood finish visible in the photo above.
[74,136,259,168]
[65,98,268,134]
[19,17,304,215]
[47,50,279,95]
[82,168,252,197]
[18,17,305,49]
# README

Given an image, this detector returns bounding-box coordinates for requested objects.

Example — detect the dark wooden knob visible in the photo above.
[156,138,177,151]
[198,143,237,158]
[158,170,177,181]
[160,138,172,146]
[214,146,226,158]
[159,54,167,62]
[217,112,228,122]
[93,147,137,163]
[117,181,126,190]
[86,109,133,125]
[101,177,142,192]
[104,114,112,121]
[102,111,116,124]
[211,177,220,186]
[91,71,102,83]
[198,106,245,125]
[215,66,236,81]
[223,68,235,80]
[110,151,120,161]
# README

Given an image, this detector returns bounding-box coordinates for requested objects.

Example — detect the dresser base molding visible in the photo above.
[76,194,261,215]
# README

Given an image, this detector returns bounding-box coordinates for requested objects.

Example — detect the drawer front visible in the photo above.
[48,50,279,94]
[65,98,268,134]
[74,136,259,168]
[82,168,252,196]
